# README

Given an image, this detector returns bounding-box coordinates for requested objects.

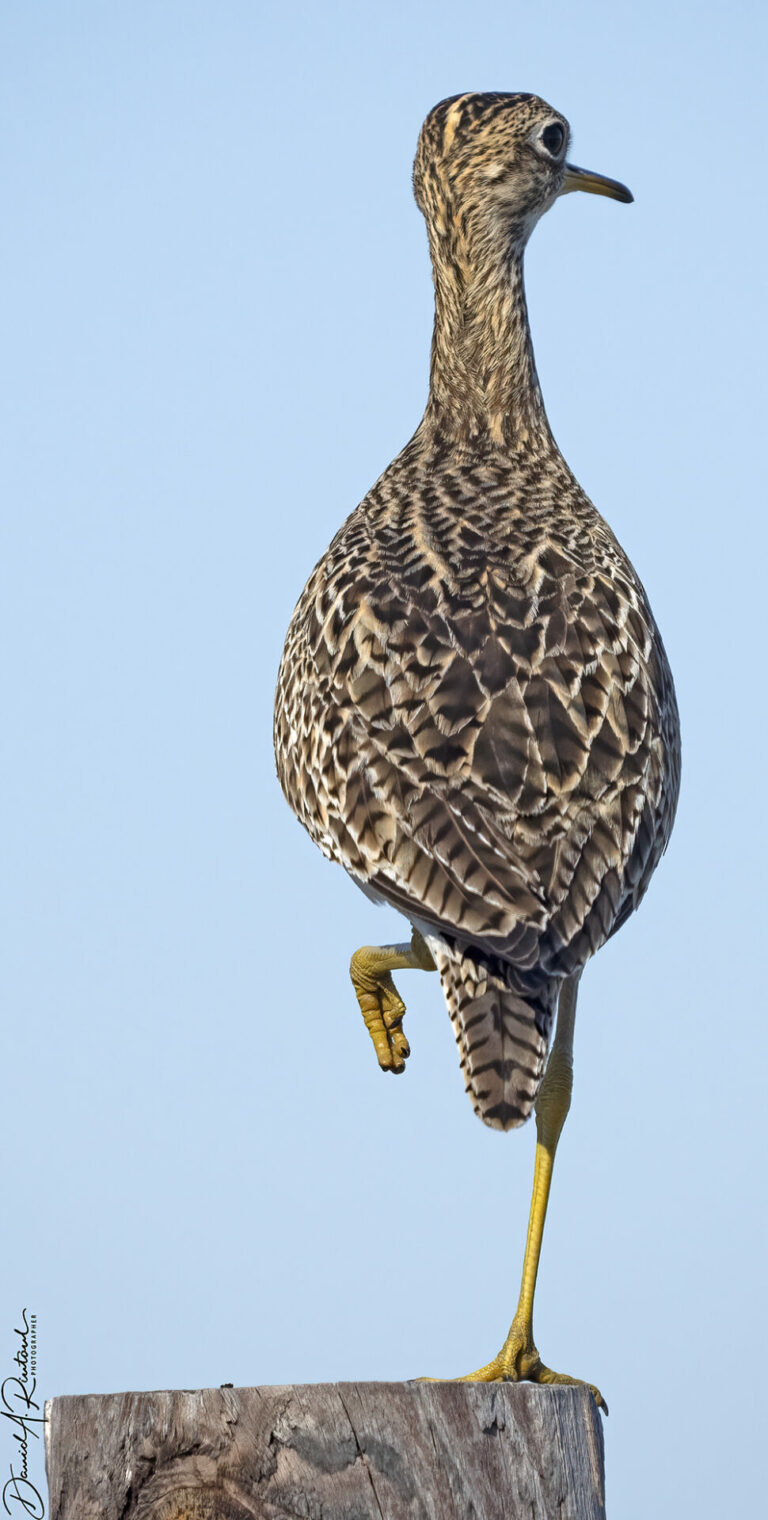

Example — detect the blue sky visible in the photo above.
[1,3,765,1515]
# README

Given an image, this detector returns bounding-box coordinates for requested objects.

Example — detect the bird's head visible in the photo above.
[413,92,632,264]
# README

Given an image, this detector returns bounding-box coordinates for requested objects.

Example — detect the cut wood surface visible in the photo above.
[45,1381,606,1519]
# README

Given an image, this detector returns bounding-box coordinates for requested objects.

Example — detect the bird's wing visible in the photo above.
[279,537,677,977]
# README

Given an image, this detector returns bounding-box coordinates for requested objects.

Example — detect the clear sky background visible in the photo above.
[1,3,765,1516]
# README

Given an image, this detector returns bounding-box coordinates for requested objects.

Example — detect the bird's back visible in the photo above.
[274,434,680,1126]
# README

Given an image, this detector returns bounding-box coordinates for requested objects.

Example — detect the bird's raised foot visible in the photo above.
[419,1324,607,1414]
[350,951,410,1073]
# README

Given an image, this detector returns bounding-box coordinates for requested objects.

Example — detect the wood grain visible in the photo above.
[45,1381,606,1519]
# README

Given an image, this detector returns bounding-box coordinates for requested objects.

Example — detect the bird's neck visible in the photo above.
[422,242,555,457]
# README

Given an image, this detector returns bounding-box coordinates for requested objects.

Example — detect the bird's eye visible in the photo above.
[539,122,565,158]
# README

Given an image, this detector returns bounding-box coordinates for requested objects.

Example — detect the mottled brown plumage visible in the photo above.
[274,92,680,1132]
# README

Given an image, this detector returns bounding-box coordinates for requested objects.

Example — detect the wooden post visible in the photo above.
[45,1382,605,1519]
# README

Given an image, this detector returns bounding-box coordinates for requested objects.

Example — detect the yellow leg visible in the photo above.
[350,928,436,1074]
[433,974,607,1412]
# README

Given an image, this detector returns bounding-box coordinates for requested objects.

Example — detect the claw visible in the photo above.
[350,958,411,1072]
[350,932,436,1075]
[419,1334,607,1415]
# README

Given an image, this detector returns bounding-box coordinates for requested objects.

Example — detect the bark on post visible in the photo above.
[45,1381,606,1519]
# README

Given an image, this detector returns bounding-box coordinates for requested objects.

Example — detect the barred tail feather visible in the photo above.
[431,943,557,1130]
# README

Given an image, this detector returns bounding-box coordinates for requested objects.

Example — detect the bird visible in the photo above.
[273,91,680,1411]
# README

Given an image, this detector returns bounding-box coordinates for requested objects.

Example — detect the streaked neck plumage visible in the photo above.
[421,215,556,458]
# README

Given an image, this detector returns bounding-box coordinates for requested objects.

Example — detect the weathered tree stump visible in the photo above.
[45,1382,606,1519]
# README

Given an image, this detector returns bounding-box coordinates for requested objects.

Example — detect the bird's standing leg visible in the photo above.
[446,973,607,1411]
[350,927,436,1073]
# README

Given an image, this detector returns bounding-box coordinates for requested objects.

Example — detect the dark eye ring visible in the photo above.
[540,122,565,158]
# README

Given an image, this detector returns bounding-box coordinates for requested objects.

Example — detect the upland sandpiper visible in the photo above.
[274,93,680,1411]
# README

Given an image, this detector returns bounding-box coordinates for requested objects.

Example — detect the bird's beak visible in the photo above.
[560,164,634,205]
